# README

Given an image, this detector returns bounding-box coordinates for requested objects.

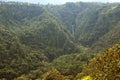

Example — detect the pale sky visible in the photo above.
[2,0,120,4]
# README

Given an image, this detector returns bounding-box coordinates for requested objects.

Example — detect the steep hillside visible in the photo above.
[19,14,80,60]
[0,26,48,79]
[92,22,120,51]
[76,5,120,48]
[47,2,120,51]
[76,3,120,49]
[0,2,80,61]
[0,1,120,79]
[47,2,102,34]
[0,2,120,52]
[0,2,44,28]
[0,26,29,79]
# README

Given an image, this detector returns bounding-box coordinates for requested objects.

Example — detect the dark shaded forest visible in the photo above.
[0,1,120,80]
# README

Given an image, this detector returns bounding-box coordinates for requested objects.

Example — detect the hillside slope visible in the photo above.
[46,2,120,52]
[0,2,120,79]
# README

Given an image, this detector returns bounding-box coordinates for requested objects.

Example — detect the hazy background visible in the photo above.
[1,0,120,4]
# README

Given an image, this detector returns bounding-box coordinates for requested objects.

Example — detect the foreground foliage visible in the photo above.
[76,42,120,80]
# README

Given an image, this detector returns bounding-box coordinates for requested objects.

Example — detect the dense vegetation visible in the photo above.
[0,1,120,80]
[75,42,120,80]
